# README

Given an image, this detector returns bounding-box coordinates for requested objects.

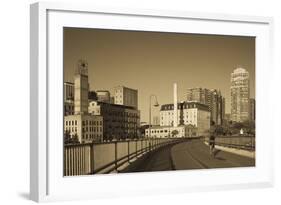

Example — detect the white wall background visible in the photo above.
[0,0,280,204]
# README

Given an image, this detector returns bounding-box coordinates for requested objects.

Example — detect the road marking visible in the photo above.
[183,144,209,169]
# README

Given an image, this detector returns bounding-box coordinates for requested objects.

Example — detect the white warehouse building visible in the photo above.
[159,101,210,137]
[145,124,197,138]
[145,84,211,138]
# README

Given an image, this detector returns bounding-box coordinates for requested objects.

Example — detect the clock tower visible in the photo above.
[74,60,89,114]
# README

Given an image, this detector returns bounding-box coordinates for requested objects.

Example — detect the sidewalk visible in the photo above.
[171,139,255,170]
[206,142,255,159]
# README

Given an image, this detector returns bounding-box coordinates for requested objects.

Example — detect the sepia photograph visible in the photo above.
[63,28,255,176]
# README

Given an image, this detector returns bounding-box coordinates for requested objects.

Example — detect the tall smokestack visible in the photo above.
[173,83,178,127]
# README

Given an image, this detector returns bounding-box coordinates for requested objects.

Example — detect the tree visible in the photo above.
[171,130,179,137]
[71,133,79,144]
[232,122,244,130]
[210,125,225,136]
[226,121,255,136]
[64,130,71,144]
[64,131,80,145]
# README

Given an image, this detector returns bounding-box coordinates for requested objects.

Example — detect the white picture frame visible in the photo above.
[30,2,274,202]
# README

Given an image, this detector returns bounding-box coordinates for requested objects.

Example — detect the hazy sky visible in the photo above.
[64,28,255,122]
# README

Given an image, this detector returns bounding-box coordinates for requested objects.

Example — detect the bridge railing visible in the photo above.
[204,135,255,151]
[64,138,185,176]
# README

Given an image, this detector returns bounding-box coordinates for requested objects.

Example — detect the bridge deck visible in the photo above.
[121,144,175,172]
[122,139,255,173]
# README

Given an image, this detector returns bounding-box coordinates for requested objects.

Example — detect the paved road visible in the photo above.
[121,144,175,173]
[122,139,255,172]
[172,139,255,170]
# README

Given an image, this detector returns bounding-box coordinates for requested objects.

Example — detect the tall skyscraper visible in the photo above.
[114,86,138,109]
[74,60,89,114]
[230,67,250,122]
[187,88,209,105]
[186,87,225,125]
[222,97,226,124]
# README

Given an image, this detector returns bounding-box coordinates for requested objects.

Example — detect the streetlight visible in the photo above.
[149,95,159,138]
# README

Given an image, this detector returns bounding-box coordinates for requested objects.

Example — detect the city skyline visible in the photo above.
[64,28,255,122]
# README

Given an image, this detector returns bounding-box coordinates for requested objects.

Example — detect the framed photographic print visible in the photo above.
[30,2,274,202]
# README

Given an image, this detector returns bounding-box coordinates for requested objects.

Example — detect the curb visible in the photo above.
[203,142,255,159]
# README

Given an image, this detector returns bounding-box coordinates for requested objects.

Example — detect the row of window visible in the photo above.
[82,120,102,126]
[65,120,77,126]
[160,121,197,125]
[161,116,196,120]
[67,127,77,132]
[83,134,102,140]
[64,118,102,126]
[65,126,103,133]
[145,129,184,134]
[162,104,197,110]
[161,111,197,115]
[105,112,138,117]
[144,135,174,138]
[82,127,102,132]
[151,130,168,133]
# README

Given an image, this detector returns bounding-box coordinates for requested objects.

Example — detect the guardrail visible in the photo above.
[64,138,186,176]
[204,135,255,151]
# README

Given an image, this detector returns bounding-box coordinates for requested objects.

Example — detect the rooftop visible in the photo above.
[160,101,209,111]
[91,100,136,110]
[233,67,248,73]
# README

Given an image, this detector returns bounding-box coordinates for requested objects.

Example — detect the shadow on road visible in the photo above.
[212,149,225,160]
[120,144,175,173]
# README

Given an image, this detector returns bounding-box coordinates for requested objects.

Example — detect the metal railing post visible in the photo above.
[251,136,254,150]
[90,144,95,174]
[135,140,138,157]
[64,147,66,176]
[127,141,130,162]
[115,142,117,171]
